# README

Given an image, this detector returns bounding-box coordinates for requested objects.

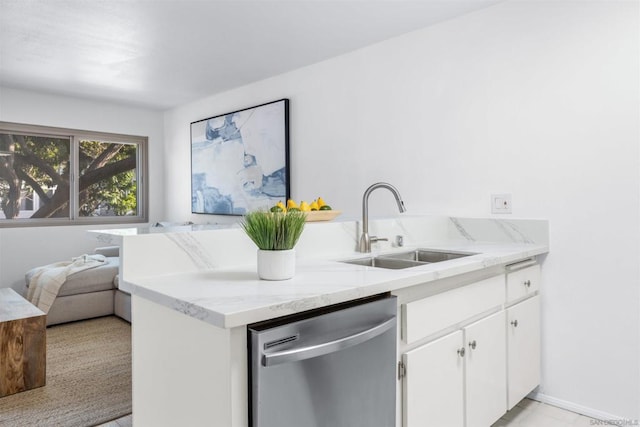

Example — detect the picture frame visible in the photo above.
[190,99,290,215]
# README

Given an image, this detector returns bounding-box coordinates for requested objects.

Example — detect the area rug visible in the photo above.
[0,316,132,427]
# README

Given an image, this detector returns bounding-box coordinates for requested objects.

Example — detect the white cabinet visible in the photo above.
[403,331,464,427]
[399,262,541,427]
[506,264,540,303]
[402,308,506,427]
[465,311,507,427]
[506,295,541,409]
[403,275,505,344]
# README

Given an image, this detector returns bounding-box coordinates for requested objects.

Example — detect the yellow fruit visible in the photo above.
[299,201,311,212]
[287,199,298,209]
[310,201,319,211]
[276,201,287,213]
[317,197,327,208]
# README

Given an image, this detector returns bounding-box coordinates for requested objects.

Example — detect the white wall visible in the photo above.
[164,0,639,420]
[0,87,165,294]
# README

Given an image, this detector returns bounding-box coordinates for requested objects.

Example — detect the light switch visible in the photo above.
[491,193,512,214]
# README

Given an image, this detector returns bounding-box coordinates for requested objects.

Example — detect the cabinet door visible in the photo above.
[465,311,507,427]
[403,330,464,427]
[507,296,540,409]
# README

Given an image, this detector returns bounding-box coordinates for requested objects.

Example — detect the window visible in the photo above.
[0,122,147,226]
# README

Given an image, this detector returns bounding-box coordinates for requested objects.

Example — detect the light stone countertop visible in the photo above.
[121,239,548,329]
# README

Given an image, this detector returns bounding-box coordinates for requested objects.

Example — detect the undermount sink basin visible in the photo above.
[340,249,477,270]
[341,256,425,270]
[383,249,476,263]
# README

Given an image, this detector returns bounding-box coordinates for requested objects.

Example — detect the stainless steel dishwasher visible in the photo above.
[248,294,397,427]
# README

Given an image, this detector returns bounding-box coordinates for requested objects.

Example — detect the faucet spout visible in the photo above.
[359,182,406,253]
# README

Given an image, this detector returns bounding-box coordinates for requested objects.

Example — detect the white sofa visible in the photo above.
[25,246,131,326]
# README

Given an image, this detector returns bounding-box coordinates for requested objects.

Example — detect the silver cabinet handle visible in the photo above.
[469,340,477,350]
[523,280,531,287]
[457,347,465,357]
[511,320,519,327]
[262,316,396,367]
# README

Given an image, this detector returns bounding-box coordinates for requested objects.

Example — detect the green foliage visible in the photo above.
[240,210,306,250]
[23,136,70,186]
[0,134,137,219]
[78,141,137,217]
[80,170,137,216]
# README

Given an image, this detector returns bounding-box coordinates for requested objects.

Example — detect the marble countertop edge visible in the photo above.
[122,242,548,329]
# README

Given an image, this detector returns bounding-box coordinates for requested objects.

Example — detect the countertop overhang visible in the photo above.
[122,240,548,329]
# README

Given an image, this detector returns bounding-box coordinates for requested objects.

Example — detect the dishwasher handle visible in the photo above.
[262,316,396,367]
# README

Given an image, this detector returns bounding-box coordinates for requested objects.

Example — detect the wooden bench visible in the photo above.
[0,288,46,397]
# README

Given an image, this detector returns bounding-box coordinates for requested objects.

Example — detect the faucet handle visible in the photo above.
[370,236,388,244]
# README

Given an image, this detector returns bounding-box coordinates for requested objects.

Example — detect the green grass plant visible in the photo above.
[240,210,306,250]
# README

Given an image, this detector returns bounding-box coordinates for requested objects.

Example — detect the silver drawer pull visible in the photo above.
[468,340,477,350]
[457,347,465,357]
[511,320,519,327]
[523,280,531,287]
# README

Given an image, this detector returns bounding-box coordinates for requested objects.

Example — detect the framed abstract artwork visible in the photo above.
[190,99,290,215]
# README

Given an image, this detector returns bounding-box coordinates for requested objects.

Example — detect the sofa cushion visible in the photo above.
[94,246,120,257]
[114,274,120,289]
[25,257,120,297]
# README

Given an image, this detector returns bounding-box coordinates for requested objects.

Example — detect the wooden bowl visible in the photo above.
[304,210,342,222]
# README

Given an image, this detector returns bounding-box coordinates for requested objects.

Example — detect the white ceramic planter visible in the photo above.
[257,249,296,281]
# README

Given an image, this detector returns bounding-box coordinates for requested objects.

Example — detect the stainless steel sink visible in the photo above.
[341,257,425,269]
[340,249,476,270]
[383,249,476,263]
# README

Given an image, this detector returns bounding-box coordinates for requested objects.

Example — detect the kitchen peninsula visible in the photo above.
[93,215,548,427]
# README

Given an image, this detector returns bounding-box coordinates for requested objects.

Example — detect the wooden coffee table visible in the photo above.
[0,288,46,397]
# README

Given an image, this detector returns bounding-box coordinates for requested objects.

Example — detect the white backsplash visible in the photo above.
[91,215,549,285]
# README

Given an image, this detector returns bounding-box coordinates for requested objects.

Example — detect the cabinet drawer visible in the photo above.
[403,275,505,344]
[506,265,540,303]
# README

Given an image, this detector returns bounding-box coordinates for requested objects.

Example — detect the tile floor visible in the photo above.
[98,400,600,426]
[492,399,598,427]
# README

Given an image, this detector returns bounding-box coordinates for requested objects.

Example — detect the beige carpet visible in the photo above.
[0,316,132,427]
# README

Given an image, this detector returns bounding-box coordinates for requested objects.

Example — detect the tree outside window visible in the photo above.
[0,123,146,225]
[78,140,138,217]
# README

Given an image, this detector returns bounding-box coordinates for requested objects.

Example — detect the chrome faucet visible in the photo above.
[358,182,406,252]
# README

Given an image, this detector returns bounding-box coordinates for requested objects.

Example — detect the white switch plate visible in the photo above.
[491,193,512,214]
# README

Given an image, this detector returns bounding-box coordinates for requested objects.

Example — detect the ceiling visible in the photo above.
[0,0,502,111]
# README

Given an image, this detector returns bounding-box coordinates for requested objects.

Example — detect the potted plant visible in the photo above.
[240,210,306,280]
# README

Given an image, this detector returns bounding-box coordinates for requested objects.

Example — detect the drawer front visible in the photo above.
[403,275,505,344]
[506,265,540,303]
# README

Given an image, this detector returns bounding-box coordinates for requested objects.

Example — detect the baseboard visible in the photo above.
[529,391,627,422]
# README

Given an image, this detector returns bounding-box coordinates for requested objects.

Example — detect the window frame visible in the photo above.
[0,121,148,227]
